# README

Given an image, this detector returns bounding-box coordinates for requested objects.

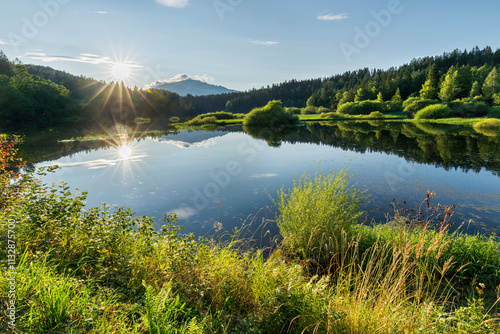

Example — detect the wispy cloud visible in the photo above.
[0,39,13,46]
[166,73,215,83]
[249,173,278,179]
[156,0,190,8]
[22,52,143,67]
[317,13,348,21]
[94,11,108,14]
[249,40,279,46]
[169,206,197,220]
[41,155,147,170]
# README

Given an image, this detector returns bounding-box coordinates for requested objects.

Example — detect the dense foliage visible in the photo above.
[337,100,385,115]
[403,98,441,115]
[307,47,500,110]
[2,46,500,131]
[414,104,453,120]
[0,53,72,128]
[187,47,500,116]
[242,100,299,127]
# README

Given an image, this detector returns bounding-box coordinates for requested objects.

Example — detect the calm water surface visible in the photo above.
[21,121,500,237]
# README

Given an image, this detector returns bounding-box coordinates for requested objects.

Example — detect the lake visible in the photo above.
[18,121,500,238]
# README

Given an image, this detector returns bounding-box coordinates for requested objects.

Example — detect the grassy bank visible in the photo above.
[1,140,499,333]
[181,112,406,128]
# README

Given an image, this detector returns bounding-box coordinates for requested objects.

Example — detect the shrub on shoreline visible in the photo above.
[367,111,384,119]
[448,101,490,118]
[414,104,453,119]
[487,107,500,118]
[337,100,386,115]
[243,100,299,128]
[186,111,244,125]
[403,98,441,115]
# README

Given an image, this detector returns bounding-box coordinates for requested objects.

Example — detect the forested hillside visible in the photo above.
[1,46,500,130]
[305,46,500,110]
[0,52,193,129]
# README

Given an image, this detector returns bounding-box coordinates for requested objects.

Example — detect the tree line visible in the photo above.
[306,46,500,111]
[1,46,500,130]
[0,51,193,129]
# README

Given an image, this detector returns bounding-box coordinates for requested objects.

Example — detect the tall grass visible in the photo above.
[0,254,135,333]
[271,169,366,262]
[1,145,499,332]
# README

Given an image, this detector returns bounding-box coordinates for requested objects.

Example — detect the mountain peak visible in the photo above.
[146,74,238,96]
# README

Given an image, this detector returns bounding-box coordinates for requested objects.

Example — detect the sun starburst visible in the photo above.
[110,62,132,83]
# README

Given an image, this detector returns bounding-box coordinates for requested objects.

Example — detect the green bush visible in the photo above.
[319,112,344,119]
[367,111,384,119]
[202,116,217,124]
[487,107,500,118]
[199,111,238,120]
[186,116,215,125]
[243,100,299,127]
[318,106,333,113]
[448,101,490,118]
[285,107,301,115]
[402,97,421,110]
[337,100,385,115]
[336,102,355,114]
[300,106,319,115]
[403,98,440,115]
[414,104,453,119]
[186,111,244,125]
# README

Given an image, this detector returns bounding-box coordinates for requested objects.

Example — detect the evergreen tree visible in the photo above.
[419,64,440,99]
[439,66,456,101]
[354,87,371,102]
[420,80,436,99]
[338,90,355,106]
[482,67,500,99]
[0,51,13,77]
[390,88,403,110]
[453,65,472,99]
[472,64,492,85]
[470,81,481,97]
[331,91,343,110]
[377,92,384,102]
[493,93,500,106]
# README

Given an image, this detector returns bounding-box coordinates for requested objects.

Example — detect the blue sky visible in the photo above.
[1,0,499,91]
